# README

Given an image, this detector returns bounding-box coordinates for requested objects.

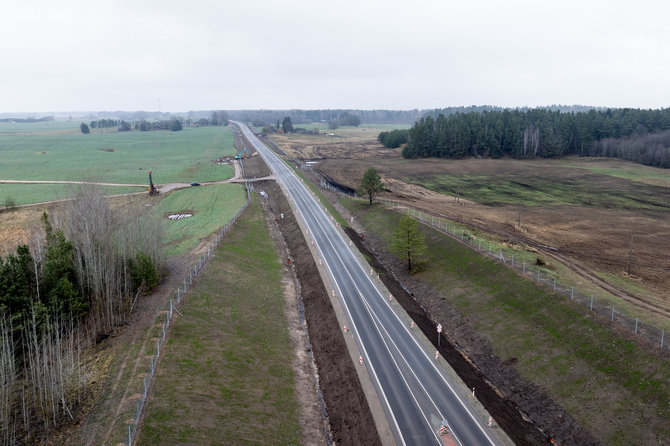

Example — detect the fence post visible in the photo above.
[590,295,593,310]
[511,255,514,267]
[478,239,481,250]
[571,286,574,300]
[489,242,492,254]
[523,259,526,274]
[537,267,540,282]
[611,305,615,322]
[635,318,638,334]
[129,424,131,446]
[662,330,665,348]
[553,277,556,291]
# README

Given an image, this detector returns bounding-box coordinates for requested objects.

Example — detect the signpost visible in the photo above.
[437,323,442,347]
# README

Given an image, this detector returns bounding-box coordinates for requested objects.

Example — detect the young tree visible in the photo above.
[79,123,90,134]
[359,167,382,205]
[282,116,293,133]
[390,214,427,273]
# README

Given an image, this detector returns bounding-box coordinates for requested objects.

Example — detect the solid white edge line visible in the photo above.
[238,123,407,445]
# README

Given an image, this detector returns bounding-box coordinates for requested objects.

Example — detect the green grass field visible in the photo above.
[138,198,301,445]
[0,120,81,133]
[343,198,670,445]
[0,183,145,206]
[408,173,670,210]
[155,184,247,256]
[0,123,236,185]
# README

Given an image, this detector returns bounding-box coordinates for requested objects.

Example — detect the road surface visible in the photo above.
[234,122,501,446]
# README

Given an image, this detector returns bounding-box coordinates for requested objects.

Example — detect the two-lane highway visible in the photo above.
[234,122,500,445]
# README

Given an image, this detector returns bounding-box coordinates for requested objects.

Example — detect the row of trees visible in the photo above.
[359,167,427,273]
[81,118,184,133]
[229,109,422,126]
[402,108,670,167]
[0,186,162,444]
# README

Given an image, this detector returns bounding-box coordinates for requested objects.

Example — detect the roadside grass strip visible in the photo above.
[138,198,302,445]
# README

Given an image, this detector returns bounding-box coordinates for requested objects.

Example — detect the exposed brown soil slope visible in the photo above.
[259,179,381,446]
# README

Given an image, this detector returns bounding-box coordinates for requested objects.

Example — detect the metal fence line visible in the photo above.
[124,182,252,445]
[375,197,669,352]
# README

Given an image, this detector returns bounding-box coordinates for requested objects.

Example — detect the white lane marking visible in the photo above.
[360,296,462,445]
[238,123,407,445]
[239,122,496,445]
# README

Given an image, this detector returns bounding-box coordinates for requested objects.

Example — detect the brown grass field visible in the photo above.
[271,128,670,325]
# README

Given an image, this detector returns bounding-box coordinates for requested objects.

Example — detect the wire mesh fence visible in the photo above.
[123,184,252,446]
[377,197,668,352]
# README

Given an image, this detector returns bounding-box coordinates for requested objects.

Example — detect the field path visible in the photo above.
[0,160,276,207]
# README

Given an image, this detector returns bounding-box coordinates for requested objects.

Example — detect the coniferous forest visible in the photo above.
[402,108,670,168]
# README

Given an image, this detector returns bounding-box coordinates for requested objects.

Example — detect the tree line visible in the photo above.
[83,118,184,133]
[228,109,422,125]
[0,186,162,444]
[402,108,670,168]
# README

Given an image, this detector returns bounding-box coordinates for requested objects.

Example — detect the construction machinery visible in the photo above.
[235,146,249,160]
[148,171,159,196]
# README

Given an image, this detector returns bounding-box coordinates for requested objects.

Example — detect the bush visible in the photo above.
[4,197,16,210]
[128,252,159,293]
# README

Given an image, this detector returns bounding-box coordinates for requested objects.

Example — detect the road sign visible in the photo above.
[437,324,442,333]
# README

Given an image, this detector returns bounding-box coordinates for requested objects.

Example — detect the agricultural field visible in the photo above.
[0,121,236,193]
[0,122,240,256]
[0,183,144,206]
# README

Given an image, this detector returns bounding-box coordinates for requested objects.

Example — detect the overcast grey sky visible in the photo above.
[2,0,669,113]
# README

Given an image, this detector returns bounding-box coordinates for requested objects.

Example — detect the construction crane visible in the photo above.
[148,171,158,196]
[235,146,249,160]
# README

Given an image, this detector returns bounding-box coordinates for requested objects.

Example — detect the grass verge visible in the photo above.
[137,197,301,445]
[343,198,670,446]
[155,184,247,256]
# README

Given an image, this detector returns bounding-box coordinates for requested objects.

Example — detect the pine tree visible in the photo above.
[390,214,427,273]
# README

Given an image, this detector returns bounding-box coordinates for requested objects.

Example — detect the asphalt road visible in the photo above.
[234,122,499,446]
